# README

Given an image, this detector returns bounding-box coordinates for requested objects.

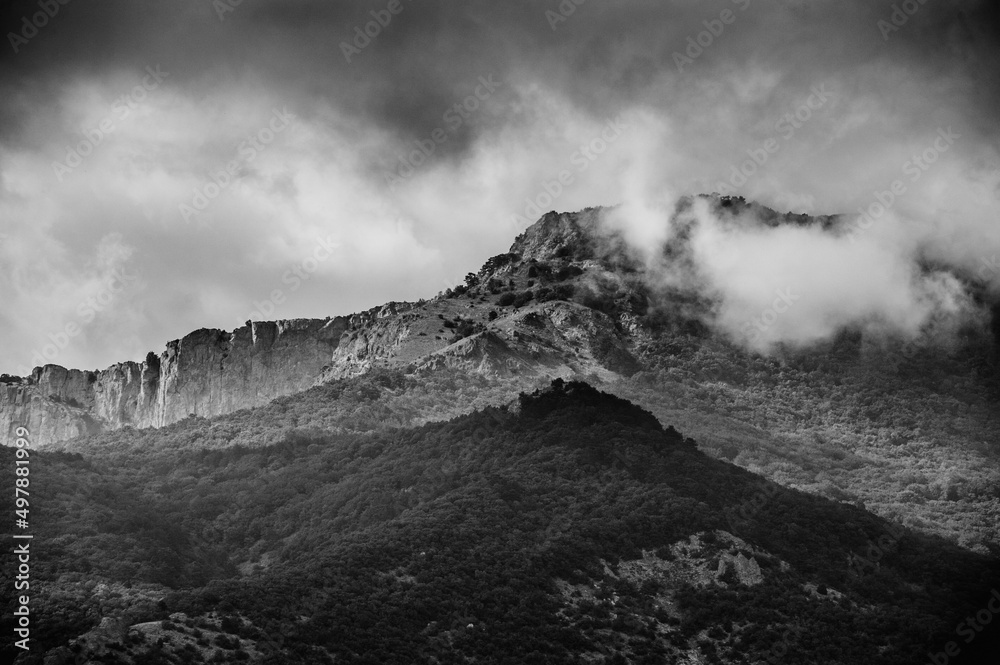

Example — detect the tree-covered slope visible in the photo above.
[4,380,999,664]
[18,199,1000,560]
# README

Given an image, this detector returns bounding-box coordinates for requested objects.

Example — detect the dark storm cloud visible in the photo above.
[3,1,998,162]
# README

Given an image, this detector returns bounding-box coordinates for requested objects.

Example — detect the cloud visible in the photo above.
[0,0,999,371]
[672,198,985,351]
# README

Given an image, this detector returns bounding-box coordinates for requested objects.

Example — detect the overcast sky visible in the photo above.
[0,0,998,373]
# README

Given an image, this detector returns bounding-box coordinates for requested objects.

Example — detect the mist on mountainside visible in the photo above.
[599,193,999,354]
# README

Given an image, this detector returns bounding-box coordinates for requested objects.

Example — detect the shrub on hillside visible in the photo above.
[527,262,553,280]
[450,321,479,343]
[512,291,534,308]
[535,285,575,303]
[481,253,519,274]
[556,265,583,281]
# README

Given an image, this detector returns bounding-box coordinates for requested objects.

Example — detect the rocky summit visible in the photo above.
[3,197,1000,665]
[3,195,998,451]
[0,205,642,447]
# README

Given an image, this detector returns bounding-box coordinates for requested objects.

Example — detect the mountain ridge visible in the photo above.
[0,318,345,445]
[1,200,660,446]
[5,378,998,664]
[4,192,998,452]
[3,195,999,562]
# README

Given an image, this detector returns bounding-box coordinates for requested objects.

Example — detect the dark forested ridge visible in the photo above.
[3,380,999,664]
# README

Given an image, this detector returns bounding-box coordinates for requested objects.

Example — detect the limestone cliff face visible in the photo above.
[0,206,665,447]
[0,318,346,447]
[0,369,100,445]
[318,302,415,381]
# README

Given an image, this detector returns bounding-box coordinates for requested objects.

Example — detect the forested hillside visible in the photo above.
[16,200,1000,560]
[4,381,998,664]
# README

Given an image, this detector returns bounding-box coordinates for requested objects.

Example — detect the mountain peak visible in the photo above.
[509,208,605,262]
[518,378,684,440]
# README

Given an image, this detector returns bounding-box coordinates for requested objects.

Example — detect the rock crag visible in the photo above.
[1,318,345,446]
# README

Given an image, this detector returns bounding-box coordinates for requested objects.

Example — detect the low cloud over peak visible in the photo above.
[1,0,999,371]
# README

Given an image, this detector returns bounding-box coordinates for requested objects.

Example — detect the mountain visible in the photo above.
[7,196,997,450]
[3,379,998,664]
[1,206,644,447]
[2,196,999,662]
[0,207,612,447]
[5,197,1000,550]
[0,319,346,445]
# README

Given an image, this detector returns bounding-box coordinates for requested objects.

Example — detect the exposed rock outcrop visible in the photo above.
[716,551,764,586]
[0,203,683,447]
[1,318,345,447]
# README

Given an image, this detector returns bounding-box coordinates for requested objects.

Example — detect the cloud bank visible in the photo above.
[0,0,998,371]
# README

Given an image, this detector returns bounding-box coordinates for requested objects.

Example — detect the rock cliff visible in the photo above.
[11,195,977,448]
[1,318,345,447]
[0,205,662,447]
